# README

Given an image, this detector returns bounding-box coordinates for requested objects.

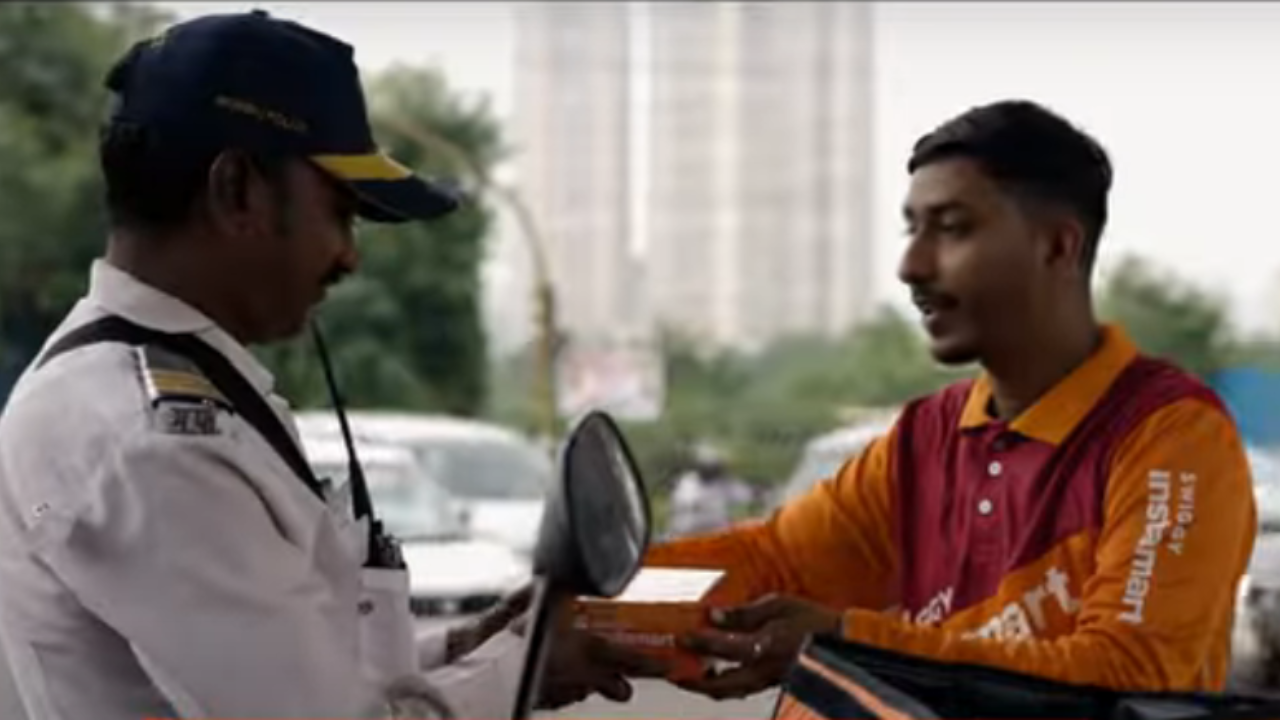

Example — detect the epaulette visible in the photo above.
[135,344,231,436]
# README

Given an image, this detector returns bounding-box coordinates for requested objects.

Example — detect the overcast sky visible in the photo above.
[160,2,1280,335]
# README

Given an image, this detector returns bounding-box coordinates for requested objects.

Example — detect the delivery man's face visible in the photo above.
[898,157,1046,366]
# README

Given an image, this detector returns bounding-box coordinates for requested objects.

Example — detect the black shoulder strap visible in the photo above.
[37,315,325,500]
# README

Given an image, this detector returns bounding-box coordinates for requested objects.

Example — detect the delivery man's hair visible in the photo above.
[907,100,1113,271]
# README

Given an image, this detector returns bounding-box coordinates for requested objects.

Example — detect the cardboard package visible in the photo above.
[571,567,725,681]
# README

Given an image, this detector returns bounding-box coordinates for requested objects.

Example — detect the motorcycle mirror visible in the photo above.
[510,410,652,720]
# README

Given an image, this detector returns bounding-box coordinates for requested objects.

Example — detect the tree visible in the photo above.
[1096,255,1233,378]
[0,6,506,418]
[240,68,506,416]
[709,307,966,485]
[484,305,968,492]
[0,3,171,401]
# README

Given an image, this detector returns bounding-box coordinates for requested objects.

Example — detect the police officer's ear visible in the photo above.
[206,149,267,236]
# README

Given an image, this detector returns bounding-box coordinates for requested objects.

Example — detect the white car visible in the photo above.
[302,438,531,617]
[1232,446,1280,688]
[770,414,899,511]
[296,411,551,556]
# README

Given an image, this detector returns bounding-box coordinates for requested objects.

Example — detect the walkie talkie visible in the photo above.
[311,321,405,570]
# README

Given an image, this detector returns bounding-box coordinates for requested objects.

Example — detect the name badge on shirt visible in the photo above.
[154,403,223,436]
[136,345,231,437]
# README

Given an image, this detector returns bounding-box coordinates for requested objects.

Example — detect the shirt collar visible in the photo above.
[86,259,276,394]
[958,324,1139,445]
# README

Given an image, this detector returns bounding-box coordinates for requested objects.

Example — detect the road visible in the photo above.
[547,681,776,720]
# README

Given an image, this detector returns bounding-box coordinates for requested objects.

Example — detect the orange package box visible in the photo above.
[572,567,726,682]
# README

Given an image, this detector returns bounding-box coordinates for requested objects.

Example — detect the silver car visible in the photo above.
[1234,446,1280,688]
[296,411,552,557]
[302,438,531,618]
[769,415,898,511]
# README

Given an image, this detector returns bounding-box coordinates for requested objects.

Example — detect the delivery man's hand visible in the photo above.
[676,594,841,700]
[445,584,535,663]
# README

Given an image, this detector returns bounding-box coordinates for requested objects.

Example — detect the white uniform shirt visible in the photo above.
[0,260,525,719]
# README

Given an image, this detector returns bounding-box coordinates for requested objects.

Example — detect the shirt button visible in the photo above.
[987,461,1003,477]
[977,498,995,516]
[357,599,375,616]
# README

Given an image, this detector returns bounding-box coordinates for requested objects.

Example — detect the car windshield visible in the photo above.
[409,438,552,501]
[313,460,464,542]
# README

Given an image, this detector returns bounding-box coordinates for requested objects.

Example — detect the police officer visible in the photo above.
[0,11,655,720]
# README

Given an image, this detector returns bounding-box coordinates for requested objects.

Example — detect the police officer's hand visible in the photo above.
[675,594,841,700]
[445,584,535,663]
[537,627,668,709]
[535,605,669,710]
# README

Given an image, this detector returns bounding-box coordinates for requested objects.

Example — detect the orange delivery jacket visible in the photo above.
[646,325,1257,691]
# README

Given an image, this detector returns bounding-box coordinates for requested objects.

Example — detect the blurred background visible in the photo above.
[6,1,1280,714]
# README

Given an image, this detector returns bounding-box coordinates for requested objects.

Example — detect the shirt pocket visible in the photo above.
[358,567,416,684]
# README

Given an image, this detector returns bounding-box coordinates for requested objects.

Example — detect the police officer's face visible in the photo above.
[231,159,360,343]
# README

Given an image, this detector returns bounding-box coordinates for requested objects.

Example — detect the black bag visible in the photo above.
[772,634,1280,720]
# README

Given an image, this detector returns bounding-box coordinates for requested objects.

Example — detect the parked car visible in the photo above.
[302,438,531,617]
[769,414,899,511]
[296,411,552,556]
[1234,445,1280,687]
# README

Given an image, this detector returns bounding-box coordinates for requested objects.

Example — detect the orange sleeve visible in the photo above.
[841,398,1256,691]
[645,426,899,611]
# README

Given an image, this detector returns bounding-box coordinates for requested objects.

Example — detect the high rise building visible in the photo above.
[645,2,875,351]
[512,1,876,353]
[510,2,635,347]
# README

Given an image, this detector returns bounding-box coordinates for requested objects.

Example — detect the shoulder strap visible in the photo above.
[37,315,325,500]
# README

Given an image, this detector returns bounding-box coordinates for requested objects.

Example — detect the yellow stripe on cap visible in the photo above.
[311,153,413,181]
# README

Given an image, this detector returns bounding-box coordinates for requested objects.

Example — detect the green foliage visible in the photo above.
[0,3,169,395]
[5,5,1280,497]
[638,307,966,488]
[0,5,501,418]
[256,65,502,416]
[1096,255,1234,377]
[491,255,1264,494]
[489,306,966,491]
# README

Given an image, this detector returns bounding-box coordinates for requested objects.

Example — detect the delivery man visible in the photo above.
[647,99,1257,699]
[0,11,653,720]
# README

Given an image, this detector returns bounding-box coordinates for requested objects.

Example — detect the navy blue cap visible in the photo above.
[103,10,462,223]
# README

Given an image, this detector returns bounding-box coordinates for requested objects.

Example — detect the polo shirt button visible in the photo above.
[977,498,995,516]
[987,460,1003,477]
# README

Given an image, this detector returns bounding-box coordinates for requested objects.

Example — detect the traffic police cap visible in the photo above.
[103,9,462,223]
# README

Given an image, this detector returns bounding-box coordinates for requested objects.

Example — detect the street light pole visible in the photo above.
[381,115,561,448]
